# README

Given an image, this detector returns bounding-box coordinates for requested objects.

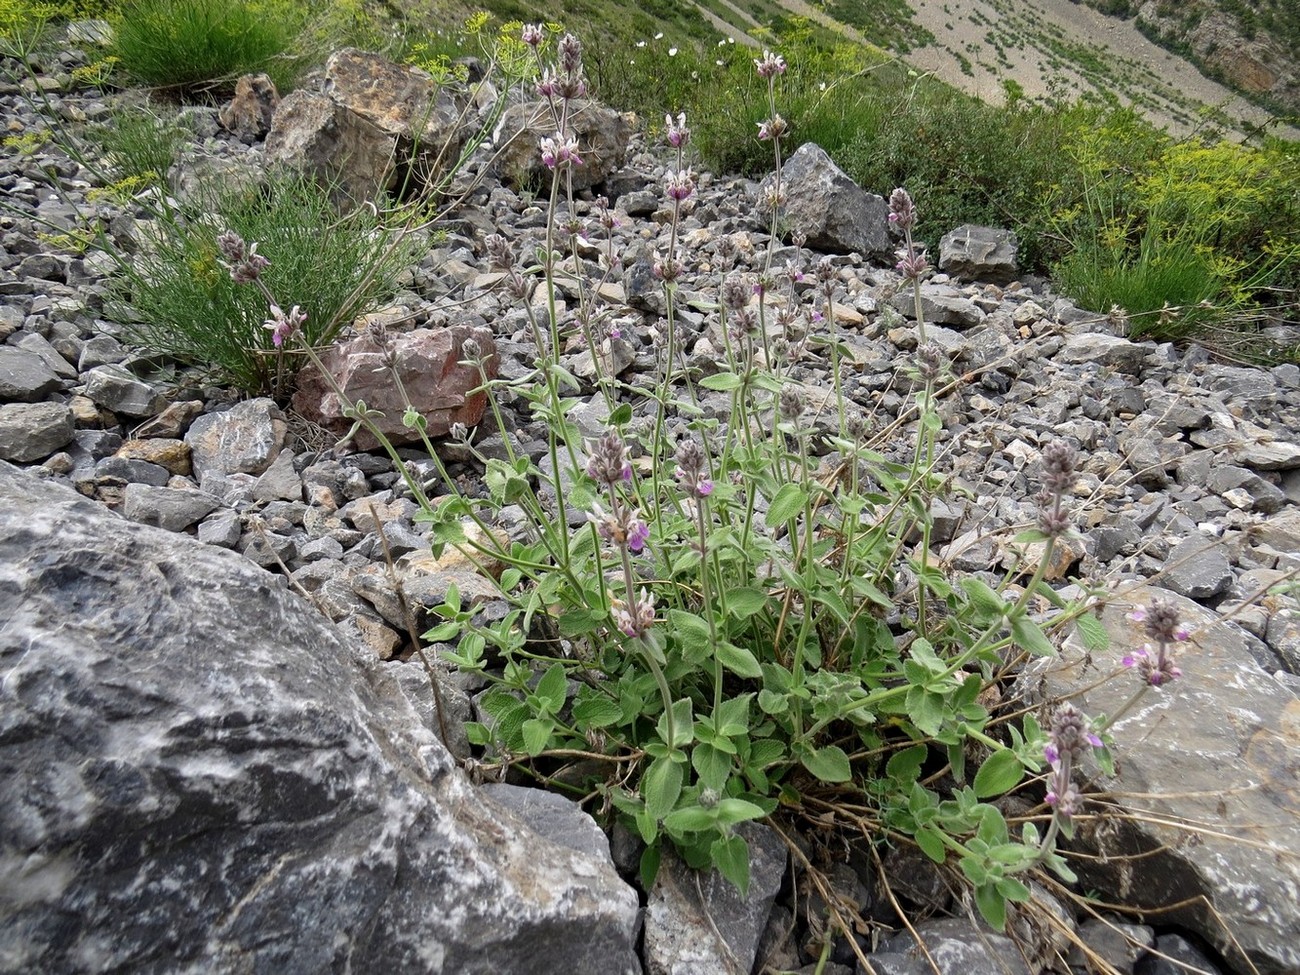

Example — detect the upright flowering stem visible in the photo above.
[1036,702,1103,857]
[755,49,787,369]
[676,438,724,713]
[587,431,675,750]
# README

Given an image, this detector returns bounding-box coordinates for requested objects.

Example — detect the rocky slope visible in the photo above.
[3,37,1300,975]
[1086,0,1300,116]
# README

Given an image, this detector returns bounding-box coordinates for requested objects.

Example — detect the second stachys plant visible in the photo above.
[227,26,1177,930]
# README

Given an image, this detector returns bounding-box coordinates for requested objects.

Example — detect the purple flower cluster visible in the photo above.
[218,230,270,284]
[1043,702,1101,821]
[674,438,714,498]
[1124,601,1188,686]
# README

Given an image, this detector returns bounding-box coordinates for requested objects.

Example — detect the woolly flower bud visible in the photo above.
[916,342,944,383]
[485,233,515,270]
[721,274,750,311]
[539,135,582,170]
[1129,600,1188,646]
[815,256,836,284]
[535,67,558,98]
[1043,702,1102,767]
[665,112,690,149]
[896,249,928,282]
[754,49,786,78]
[664,168,695,202]
[674,438,713,498]
[888,187,917,232]
[461,337,482,362]
[263,304,306,348]
[757,114,787,141]
[614,587,656,638]
[217,229,246,263]
[558,32,582,75]
[1039,440,1077,496]
[521,22,544,47]
[778,385,805,422]
[586,431,631,487]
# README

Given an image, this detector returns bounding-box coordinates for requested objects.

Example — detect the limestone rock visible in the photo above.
[939,225,1019,285]
[0,462,641,974]
[492,98,634,192]
[82,363,168,418]
[292,325,495,450]
[644,822,786,975]
[0,401,74,462]
[758,143,891,259]
[1059,333,1148,374]
[184,397,288,481]
[219,72,280,144]
[1027,588,1300,975]
[267,49,466,206]
[0,346,63,402]
[121,482,222,531]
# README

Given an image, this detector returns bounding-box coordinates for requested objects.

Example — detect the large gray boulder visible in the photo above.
[757,143,891,259]
[1026,588,1300,975]
[0,462,640,974]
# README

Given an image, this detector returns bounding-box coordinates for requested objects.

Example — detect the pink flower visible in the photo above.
[754,50,787,78]
[263,304,306,348]
[521,23,544,47]
[665,112,690,148]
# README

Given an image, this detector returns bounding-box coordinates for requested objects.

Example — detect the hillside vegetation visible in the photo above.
[1080,0,1300,117]
[1,0,1297,360]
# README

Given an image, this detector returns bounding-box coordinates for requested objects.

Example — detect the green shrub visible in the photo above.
[107,170,422,396]
[83,102,189,184]
[110,0,305,95]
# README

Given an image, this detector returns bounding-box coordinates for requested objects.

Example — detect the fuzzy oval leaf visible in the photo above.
[1074,612,1110,653]
[521,717,554,756]
[726,587,769,620]
[715,640,763,679]
[973,749,1024,798]
[711,834,750,898]
[961,577,1008,621]
[1011,616,1056,657]
[800,744,852,783]
[914,825,947,864]
[572,694,623,728]
[765,482,808,527]
[643,756,684,821]
[699,371,744,391]
[663,805,717,833]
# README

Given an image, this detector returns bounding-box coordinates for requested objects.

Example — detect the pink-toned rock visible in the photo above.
[219,73,280,144]
[292,326,495,450]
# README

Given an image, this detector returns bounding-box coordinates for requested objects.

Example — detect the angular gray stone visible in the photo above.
[890,287,985,329]
[1058,333,1148,373]
[758,143,891,259]
[644,822,786,975]
[0,462,640,974]
[219,72,280,143]
[122,482,221,532]
[185,397,288,481]
[1205,465,1286,513]
[0,346,62,402]
[480,783,612,861]
[82,363,168,418]
[493,98,634,193]
[938,224,1019,285]
[197,508,243,548]
[881,918,1031,975]
[1160,535,1233,599]
[0,401,75,462]
[1028,588,1300,975]
[268,49,466,206]
[10,331,77,379]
